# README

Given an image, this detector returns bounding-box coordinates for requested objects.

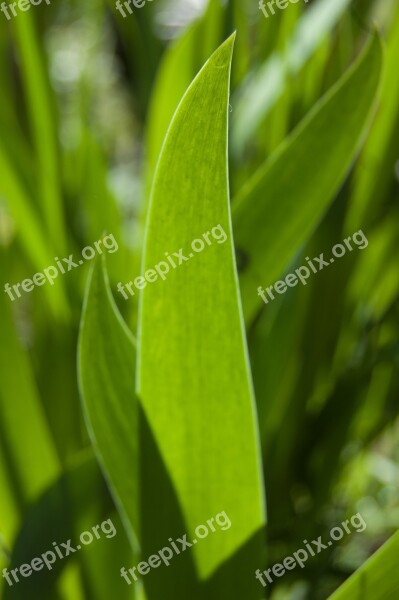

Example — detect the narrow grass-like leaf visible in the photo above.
[138,34,265,596]
[347,4,399,230]
[12,11,66,254]
[78,257,138,551]
[0,145,48,268]
[0,288,59,509]
[0,445,20,547]
[328,531,399,600]
[231,0,352,154]
[233,33,383,323]
[0,149,68,317]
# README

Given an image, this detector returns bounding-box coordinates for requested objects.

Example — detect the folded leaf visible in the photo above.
[78,257,139,552]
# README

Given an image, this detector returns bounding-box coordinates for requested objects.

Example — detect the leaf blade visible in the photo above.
[138,34,266,591]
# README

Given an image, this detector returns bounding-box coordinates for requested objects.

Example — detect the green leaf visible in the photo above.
[0,286,59,516]
[231,0,353,155]
[12,11,66,254]
[145,0,225,191]
[0,150,68,318]
[0,145,47,268]
[232,33,383,323]
[0,444,20,549]
[328,531,399,600]
[138,33,265,596]
[78,257,139,552]
[347,4,399,230]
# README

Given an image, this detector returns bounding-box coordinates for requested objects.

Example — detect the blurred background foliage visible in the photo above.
[0,0,398,598]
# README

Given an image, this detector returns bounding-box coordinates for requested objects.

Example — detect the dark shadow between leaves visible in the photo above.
[139,406,266,599]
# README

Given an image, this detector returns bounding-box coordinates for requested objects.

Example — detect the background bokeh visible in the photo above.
[0,0,398,598]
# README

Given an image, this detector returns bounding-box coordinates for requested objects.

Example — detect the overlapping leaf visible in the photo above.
[78,258,138,552]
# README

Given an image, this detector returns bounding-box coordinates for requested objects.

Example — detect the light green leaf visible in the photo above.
[78,257,139,552]
[328,531,399,600]
[138,33,265,596]
[233,33,383,323]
